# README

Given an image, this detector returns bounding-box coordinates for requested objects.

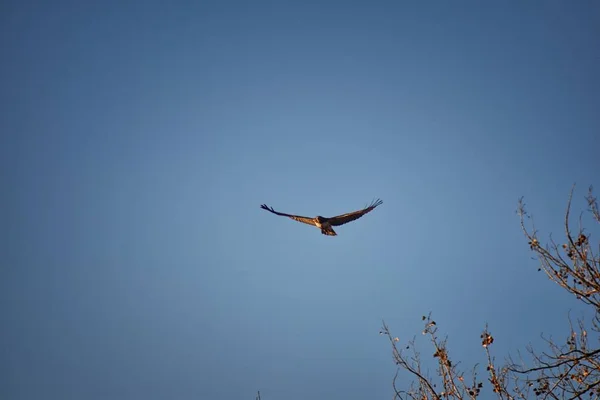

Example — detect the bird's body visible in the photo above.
[311,216,334,235]
[260,199,382,236]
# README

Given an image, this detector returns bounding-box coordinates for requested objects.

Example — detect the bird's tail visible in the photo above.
[321,227,337,236]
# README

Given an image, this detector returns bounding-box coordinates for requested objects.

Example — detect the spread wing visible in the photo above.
[260,204,316,227]
[328,198,383,226]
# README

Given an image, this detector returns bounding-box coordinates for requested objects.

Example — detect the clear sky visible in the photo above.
[2,1,599,399]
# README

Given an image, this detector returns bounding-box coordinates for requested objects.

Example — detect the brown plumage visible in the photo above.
[260,199,383,236]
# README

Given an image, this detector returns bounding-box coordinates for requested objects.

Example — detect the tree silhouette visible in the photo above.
[382,185,600,399]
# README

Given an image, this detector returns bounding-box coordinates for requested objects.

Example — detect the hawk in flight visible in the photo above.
[260,199,383,236]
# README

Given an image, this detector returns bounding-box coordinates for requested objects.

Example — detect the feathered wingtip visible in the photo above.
[260,204,276,213]
[365,198,383,210]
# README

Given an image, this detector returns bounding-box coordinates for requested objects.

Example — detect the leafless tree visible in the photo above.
[382,185,600,399]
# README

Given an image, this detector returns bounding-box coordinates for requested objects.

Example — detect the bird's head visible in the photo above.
[315,216,325,223]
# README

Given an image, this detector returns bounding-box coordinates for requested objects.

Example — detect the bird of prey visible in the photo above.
[259,199,383,236]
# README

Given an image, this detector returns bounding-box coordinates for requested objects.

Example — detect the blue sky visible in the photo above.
[1,1,599,399]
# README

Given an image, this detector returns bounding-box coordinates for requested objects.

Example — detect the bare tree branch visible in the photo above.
[384,184,600,400]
